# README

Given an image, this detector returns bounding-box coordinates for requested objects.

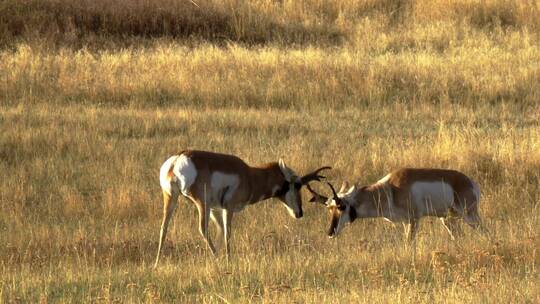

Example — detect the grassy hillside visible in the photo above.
[1,1,539,108]
[1,0,539,302]
[1,0,539,48]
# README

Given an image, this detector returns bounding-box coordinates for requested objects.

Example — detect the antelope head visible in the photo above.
[277,160,331,219]
[307,181,357,238]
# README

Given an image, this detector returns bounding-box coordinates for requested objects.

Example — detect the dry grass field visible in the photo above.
[1,0,539,302]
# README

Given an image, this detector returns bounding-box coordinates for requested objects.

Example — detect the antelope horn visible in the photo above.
[306,183,328,204]
[326,182,345,208]
[301,166,332,184]
[326,182,339,199]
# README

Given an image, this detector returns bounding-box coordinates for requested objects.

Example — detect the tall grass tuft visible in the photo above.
[1,0,539,302]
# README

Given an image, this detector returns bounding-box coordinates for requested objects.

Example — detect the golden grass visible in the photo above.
[1,1,539,48]
[1,0,540,302]
[2,36,539,108]
[1,104,539,302]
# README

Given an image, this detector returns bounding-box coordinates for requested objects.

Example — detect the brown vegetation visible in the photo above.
[1,0,539,302]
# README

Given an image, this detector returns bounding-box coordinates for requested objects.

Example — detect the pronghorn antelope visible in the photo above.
[308,168,483,240]
[155,150,330,266]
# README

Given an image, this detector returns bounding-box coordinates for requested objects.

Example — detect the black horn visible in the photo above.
[326,182,345,208]
[326,182,339,199]
[301,166,332,184]
[306,184,328,205]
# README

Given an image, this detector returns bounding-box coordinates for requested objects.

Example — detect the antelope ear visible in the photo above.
[278,158,293,181]
[339,181,350,193]
[346,185,357,194]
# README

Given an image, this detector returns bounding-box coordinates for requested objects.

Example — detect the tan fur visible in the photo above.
[327,168,483,240]
[155,150,321,267]
[388,168,477,214]
[182,150,286,211]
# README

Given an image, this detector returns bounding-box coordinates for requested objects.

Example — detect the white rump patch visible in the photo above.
[410,181,454,215]
[159,155,179,195]
[210,172,240,204]
[171,154,198,196]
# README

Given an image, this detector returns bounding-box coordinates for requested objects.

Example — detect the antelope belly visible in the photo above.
[410,181,454,216]
[210,172,240,204]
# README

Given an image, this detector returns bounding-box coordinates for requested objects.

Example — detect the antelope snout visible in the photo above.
[327,227,337,238]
